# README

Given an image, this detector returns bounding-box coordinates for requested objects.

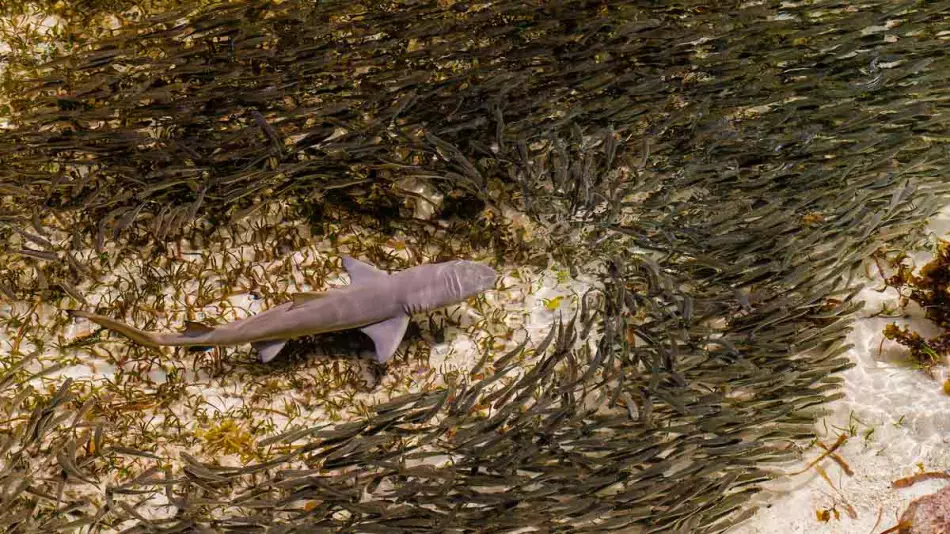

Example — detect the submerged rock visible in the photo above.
[901,486,950,534]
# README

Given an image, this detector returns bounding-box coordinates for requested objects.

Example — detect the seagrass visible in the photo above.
[0,0,949,532]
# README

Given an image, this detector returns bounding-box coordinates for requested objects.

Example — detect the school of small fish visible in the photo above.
[0,0,949,533]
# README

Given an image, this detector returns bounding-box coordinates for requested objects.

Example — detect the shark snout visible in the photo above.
[472,263,499,291]
[455,261,499,296]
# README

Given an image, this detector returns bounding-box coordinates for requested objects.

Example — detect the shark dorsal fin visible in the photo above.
[291,291,328,309]
[360,314,409,364]
[183,321,214,336]
[343,256,388,285]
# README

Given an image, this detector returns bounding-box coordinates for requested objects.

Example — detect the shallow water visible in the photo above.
[731,205,950,533]
[3,1,950,532]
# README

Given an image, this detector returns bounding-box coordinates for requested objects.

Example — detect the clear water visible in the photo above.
[731,205,950,534]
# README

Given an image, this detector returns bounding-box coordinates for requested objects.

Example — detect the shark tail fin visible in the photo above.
[67,309,163,347]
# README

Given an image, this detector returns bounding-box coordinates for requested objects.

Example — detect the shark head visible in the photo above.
[400,260,499,315]
[449,260,499,298]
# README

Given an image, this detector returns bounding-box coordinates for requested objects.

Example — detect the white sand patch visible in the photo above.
[730,204,950,534]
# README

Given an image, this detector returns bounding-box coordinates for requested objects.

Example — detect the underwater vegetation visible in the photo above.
[0,0,949,532]
[879,239,950,375]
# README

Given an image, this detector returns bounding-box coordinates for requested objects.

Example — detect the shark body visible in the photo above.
[68,256,498,363]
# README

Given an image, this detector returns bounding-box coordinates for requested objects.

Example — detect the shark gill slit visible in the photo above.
[450,271,464,301]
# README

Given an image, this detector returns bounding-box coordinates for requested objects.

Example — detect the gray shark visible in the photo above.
[67,256,499,364]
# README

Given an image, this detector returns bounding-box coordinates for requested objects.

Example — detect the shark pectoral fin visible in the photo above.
[290,291,328,310]
[343,256,388,285]
[183,321,215,337]
[253,339,288,363]
[360,314,410,364]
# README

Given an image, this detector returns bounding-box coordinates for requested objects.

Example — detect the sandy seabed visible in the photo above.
[4,203,949,532]
[731,206,950,533]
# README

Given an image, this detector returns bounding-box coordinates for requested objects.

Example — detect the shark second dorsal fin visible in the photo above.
[360,314,409,364]
[343,256,388,285]
[290,291,328,309]
[182,321,214,336]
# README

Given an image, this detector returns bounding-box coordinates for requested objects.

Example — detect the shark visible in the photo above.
[67,256,499,364]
